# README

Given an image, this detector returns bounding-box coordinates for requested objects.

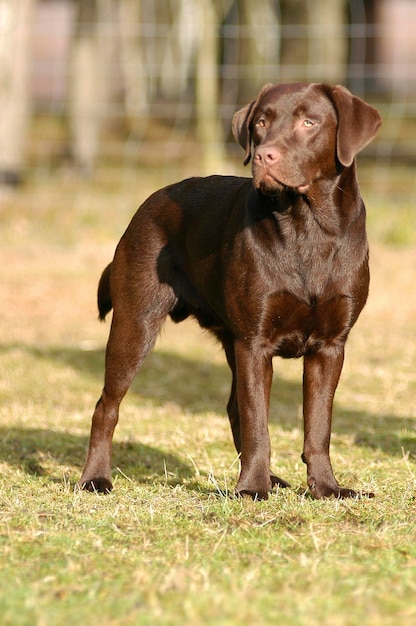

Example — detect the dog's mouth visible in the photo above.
[255,171,310,195]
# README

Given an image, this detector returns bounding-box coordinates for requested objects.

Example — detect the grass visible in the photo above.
[0,161,415,625]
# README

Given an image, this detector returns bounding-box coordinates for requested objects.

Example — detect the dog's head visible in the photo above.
[232,83,382,195]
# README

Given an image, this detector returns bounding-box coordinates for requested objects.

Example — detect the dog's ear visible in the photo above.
[330,85,382,167]
[232,101,256,166]
[232,83,274,166]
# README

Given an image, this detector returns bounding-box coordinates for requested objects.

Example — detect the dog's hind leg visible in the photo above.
[79,271,173,493]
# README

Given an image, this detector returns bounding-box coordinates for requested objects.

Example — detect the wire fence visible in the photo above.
[2,0,416,186]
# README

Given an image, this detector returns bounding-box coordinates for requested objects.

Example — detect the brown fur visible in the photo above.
[80,83,381,499]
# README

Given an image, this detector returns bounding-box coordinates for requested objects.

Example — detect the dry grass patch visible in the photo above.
[0,165,415,625]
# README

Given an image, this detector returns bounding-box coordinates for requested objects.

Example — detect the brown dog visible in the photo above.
[79,83,381,499]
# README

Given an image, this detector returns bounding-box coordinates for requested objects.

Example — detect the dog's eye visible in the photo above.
[303,119,314,127]
[256,119,266,128]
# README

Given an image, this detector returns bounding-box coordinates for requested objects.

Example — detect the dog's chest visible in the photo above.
[262,289,352,358]
[228,234,356,357]
[265,241,355,356]
[227,257,354,358]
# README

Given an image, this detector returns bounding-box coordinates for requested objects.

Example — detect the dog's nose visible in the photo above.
[255,146,280,164]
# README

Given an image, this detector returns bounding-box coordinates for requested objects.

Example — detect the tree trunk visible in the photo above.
[237,0,280,103]
[0,0,34,188]
[279,0,310,81]
[195,0,226,174]
[118,0,149,135]
[69,0,114,175]
[309,0,347,84]
[280,0,347,83]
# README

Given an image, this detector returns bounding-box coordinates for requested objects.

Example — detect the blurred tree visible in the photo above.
[69,0,114,176]
[310,0,348,84]
[158,0,232,173]
[280,0,347,83]
[159,0,195,98]
[195,0,228,173]
[233,0,280,102]
[0,0,34,190]
[118,0,148,135]
[66,0,349,176]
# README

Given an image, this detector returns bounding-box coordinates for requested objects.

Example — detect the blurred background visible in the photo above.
[0,0,415,350]
[0,0,415,190]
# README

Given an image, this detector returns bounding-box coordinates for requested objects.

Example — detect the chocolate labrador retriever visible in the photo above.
[79,83,381,499]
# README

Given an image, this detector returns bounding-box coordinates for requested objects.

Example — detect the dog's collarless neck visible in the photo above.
[250,187,298,218]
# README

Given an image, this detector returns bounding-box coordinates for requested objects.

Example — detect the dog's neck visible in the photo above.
[255,187,296,214]
[251,161,363,237]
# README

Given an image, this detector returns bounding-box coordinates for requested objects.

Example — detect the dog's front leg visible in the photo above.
[234,340,273,500]
[302,345,358,499]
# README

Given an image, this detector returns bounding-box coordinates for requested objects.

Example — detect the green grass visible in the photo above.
[0,162,415,625]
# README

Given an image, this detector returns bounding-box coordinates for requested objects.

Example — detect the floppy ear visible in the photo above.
[331,85,382,167]
[232,83,274,166]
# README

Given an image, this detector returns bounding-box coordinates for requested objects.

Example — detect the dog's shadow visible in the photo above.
[1,341,414,488]
[59,344,414,461]
[0,425,196,488]
[22,342,304,426]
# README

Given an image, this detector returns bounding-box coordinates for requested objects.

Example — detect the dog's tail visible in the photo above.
[97,263,113,321]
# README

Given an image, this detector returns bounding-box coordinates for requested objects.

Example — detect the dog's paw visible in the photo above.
[270,472,291,489]
[309,482,374,500]
[79,477,113,494]
[235,475,272,501]
[235,471,291,500]
[235,488,269,501]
